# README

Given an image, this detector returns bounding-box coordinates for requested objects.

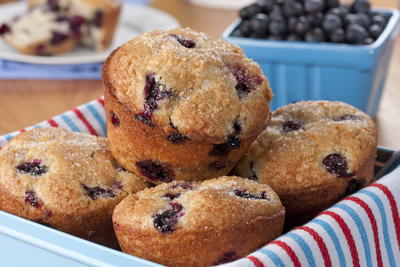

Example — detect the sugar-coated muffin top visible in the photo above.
[0,128,148,214]
[104,28,273,143]
[113,176,284,234]
[234,101,377,192]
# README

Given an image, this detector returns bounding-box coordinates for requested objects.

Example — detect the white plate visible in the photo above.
[0,2,180,65]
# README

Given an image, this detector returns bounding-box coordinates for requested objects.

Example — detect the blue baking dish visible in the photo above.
[0,210,162,266]
[222,8,400,117]
[0,146,398,266]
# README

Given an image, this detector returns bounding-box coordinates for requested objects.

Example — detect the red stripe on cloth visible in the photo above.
[97,97,104,106]
[269,240,301,267]
[18,129,26,133]
[72,108,97,136]
[47,119,59,127]
[346,196,383,267]
[297,226,332,267]
[247,256,265,267]
[321,211,360,267]
[370,184,400,249]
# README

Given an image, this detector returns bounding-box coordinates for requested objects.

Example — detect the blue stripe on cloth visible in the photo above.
[359,190,396,267]
[335,203,373,267]
[60,114,80,132]
[312,219,347,267]
[86,103,106,135]
[258,248,285,267]
[285,232,316,267]
[4,134,14,141]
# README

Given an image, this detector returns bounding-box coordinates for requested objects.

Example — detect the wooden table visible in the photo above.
[0,0,399,149]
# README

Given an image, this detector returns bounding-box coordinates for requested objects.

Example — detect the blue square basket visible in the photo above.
[0,98,399,266]
[222,8,400,117]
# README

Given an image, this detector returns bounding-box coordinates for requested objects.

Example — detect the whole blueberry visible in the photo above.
[256,0,274,13]
[344,14,363,26]
[338,5,350,17]
[322,13,342,33]
[250,32,267,38]
[269,6,284,21]
[268,35,284,40]
[305,0,325,14]
[346,23,369,44]
[288,17,298,32]
[358,13,371,28]
[269,18,287,36]
[231,29,244,37]
[305,27,325,42]
[330,28,345,43]
[250,13,269,35]
[351,0,371,14]
[307,12,324,27]
[369,24,383,39]
[238,20,252,37]
[239,3,264,20]
[372,14,387,28]
[326,0,340,8]
[327,7,345,18]
[283,0,303,17]
[287,34,302,41]
[294,16,310,35]
[363,37,374,45]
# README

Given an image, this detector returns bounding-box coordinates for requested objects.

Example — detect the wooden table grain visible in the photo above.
[0,0,399,149]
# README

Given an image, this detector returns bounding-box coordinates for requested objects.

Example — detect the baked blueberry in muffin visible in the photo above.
[0,128,148,247]
[103,28,273,184]
[234,101,377,225]
[113,176,285,267]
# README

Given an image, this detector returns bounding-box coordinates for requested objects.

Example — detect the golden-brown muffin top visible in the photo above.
[113,176,284,234]
[234,101,377,193]
[104,28,273,143]
[0,128,148,214]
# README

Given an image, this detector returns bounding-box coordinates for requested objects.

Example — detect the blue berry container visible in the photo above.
[222,8,400,117]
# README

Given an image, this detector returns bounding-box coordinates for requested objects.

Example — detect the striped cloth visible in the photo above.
[0,97,106,147]
[0,97,399,267]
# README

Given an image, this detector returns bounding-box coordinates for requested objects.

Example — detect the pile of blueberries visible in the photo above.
[232,0,389,44]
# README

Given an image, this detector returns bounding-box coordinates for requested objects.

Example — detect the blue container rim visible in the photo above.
[0,211,162,266]
[222,8,400,52]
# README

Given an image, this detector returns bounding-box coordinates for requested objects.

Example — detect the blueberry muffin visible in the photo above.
[0,0,120,55]
[103,28,273,184]
[0,128,148,247]
[113,176,284,267]
[0,6,76,55]
[234,101,377,224]
[28,0,121,51]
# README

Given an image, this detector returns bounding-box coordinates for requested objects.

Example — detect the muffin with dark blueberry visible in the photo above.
[0,0,120,55]
[0,128,148,247]
[0,6,76,56]
[113,176,285,267]
[103,28,273,184]
[233,101,377,224]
